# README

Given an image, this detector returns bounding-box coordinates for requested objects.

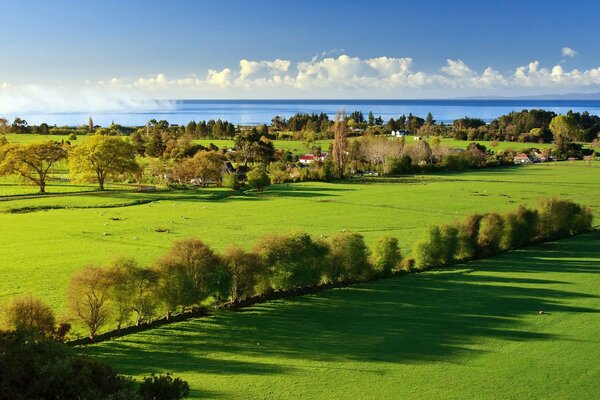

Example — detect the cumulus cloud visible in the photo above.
[6,53,600,109]
[562,47,578,58]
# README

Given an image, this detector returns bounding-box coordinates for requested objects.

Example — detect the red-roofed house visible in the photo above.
[513,153,533,164]
[299,152,328,165]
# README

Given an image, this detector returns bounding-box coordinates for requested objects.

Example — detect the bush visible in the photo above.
[247,167,271,191]
[370,236,401,276]
[222,173,241,190]
[326,233,372,282]
[3,295,56,338]
[139,373,190,400]
[68,132,77,141]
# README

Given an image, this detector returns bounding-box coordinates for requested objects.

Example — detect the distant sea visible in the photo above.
[10,99,600,127]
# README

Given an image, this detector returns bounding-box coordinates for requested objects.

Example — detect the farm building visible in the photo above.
[514,153,533,164]
[299,152,328,165]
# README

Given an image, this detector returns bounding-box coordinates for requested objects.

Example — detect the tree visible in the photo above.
[222,247,263,302]
[139,373,190,400]
[425,112,435,125]
[477,213,505,256]
[3,295,56,338]
[155,239,227,311]
[331,111,348,178]
[326,232,371,282]
[370,236,401,276]
[0,141,67,193]
[256,232,328,290]
[69,135,139,190]
[550,114,580,143]
[107,258,158,328]
[368,111,375,127]
[172,150,225,186]
[67,265,113,339]
[88,116,94,132]
[247,166,271,191]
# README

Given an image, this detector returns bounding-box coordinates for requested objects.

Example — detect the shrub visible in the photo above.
[3,295,56,338]
[222,173,241,190]
[247,167,271,191]
[139,373,190,400]
[370,236,402,276]
[500,205,539,251]
[326,233,372,282]
[68,132,77,141]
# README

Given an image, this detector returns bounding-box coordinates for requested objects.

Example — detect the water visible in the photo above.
[9,99,600,127]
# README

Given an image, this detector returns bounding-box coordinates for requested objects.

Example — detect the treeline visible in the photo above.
[2,199,587,341]
[63,232,402,340]
[412,199,593,270]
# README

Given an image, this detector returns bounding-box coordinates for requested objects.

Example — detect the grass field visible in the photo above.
[0,162,598,316]
[86,231,600,399]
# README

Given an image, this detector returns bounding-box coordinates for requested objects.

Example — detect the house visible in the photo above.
[391,130,410,137]
[299,152,328,165]
[513,153,533,164]
[413,136,422,141]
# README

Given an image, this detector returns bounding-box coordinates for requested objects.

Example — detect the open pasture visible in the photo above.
[0,162,598,313]
[87,231,600,399]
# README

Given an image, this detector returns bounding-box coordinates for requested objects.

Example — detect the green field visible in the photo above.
[86,231,600,399]
[0,162,598,316]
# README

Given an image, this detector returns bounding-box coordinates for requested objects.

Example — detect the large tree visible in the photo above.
[67,265,113,339]
[69,135,139,190]
[171,150,225,186]
[331,111,348,179]
[0,141,67,193]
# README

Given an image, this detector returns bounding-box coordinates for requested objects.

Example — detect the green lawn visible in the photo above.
[0,162,598,316]
[86,231,600,400]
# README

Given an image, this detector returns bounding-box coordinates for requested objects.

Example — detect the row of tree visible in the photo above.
[412,199,593,270]
[64,231,402,340]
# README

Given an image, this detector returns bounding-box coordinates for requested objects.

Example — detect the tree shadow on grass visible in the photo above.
[87,232,600,383]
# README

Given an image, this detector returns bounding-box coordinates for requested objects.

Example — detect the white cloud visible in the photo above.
[562,47,578,58]
[6,53,600,109]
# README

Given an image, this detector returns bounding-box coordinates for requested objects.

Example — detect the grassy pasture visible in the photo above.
[86,231,600,400]
[0,162,598,314]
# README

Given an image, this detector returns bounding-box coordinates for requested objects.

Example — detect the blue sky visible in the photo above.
[1,0,600,107]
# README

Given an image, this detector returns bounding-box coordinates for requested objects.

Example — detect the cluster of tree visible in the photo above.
[64,229,402,340]
[0,297,189,400]
[271,113,331,134]
[411,199,593,270]
[0,136,141,193]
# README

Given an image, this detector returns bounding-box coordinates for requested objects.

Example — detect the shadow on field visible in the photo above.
[88,232,600,382]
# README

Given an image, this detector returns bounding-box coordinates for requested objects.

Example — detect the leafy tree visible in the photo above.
[222,247,263,302]
[67,265,113,339]
[326,232,371,282]
[370,236,401,276]
[172,150,225,186]
[477,213,505,256]
[456,214,482,260]
[0,141,67,193]
[550,114,580,143]
[247,166,271,191]
[222,172,241,190]
[69,135,139,190]
[155,239,226,311]
[331,111,348,178]
[3,295,56,338]
[256,232,328,290]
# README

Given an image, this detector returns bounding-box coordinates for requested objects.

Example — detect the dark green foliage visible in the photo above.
[0,331,138,400]
[326,233,372,282]
[456,214,482,261]
[537,199,593,240]
[370,236,401,276]
[256,232,328,290]
[139,373,190,400]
